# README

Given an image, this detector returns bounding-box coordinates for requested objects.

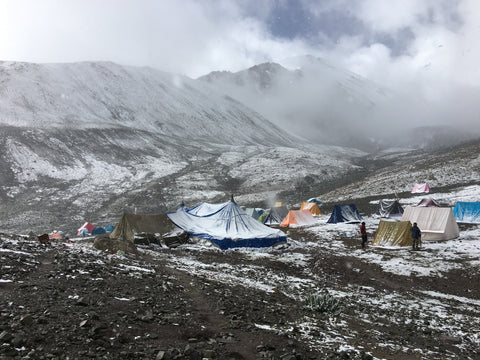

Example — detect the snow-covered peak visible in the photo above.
[0,61,293,146]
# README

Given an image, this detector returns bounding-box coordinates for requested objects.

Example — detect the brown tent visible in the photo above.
[109,213,176,242]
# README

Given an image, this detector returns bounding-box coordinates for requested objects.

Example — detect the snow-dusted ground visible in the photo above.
[130,213,479,358]
[2,183,479,358]
[320,144,480,202]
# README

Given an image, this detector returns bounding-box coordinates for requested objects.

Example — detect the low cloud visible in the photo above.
[1,0,479,137]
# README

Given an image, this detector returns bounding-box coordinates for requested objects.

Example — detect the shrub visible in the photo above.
[305,292,342,316]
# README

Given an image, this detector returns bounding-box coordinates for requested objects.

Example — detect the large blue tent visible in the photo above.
[167,200,287,250]
[453,202,480,223]
[327,204,363,224]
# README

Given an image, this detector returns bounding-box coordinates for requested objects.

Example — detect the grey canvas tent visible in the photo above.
[375,199,404,218]
[109,213,177,242]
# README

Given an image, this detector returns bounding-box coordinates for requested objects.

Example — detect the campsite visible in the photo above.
[1,183,479,360]
[2,2,480,358]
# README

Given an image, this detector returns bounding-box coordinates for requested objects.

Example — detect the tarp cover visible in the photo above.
[372,220,413,247]
[375,199,404,218]
[411,183,431,193]
[401,206,459,241]
[110,213,176,242]
[263,206,289,225]
[280,210,317,227]
[453,202,480,223]
[300,202,322,215]
[327,204,363,224]
[167,200,286,250]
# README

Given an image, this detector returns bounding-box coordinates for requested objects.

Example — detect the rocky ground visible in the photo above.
[0,223,479,359]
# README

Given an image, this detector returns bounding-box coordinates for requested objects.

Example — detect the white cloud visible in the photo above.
[0,0,479,131]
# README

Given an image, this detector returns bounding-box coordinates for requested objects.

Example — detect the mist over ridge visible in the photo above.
[198,55,480,151]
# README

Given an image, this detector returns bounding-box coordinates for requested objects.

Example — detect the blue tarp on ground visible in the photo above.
[104,225,115,232]
[453,202,480,223]
[327,204,363,224]
[167,200,287,250]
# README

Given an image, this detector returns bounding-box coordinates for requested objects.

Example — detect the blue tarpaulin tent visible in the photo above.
[105,225,115,232]
[453,202,480,223]
[167,200,287,250]
[327,204,363,224]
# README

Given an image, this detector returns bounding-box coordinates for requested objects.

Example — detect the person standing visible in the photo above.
[410,222,421,250]
[360,222,368,249]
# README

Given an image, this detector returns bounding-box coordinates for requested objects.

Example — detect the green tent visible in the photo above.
[110,213,176,242]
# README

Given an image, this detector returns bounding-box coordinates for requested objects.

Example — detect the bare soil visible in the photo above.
[0,227,479,360]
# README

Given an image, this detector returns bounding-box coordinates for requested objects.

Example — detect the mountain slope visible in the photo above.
[318,139,480,205]
[0,61,364,233]
[0,61,294,146]
[198,56,393,149]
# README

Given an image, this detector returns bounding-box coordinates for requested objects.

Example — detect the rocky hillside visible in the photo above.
[0,61,363,235]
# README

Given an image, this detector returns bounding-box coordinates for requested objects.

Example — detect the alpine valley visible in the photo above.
[0,59,478,234]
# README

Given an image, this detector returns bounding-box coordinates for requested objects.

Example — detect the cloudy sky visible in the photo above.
[1,0,479,130]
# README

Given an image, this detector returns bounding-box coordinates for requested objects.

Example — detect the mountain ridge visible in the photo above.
[0,60,363,233]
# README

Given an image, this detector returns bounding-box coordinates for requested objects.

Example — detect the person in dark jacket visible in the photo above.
[360,222,368,249]
[410,222,421,250]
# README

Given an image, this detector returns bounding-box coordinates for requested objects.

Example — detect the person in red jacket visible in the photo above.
[360,222,367,249]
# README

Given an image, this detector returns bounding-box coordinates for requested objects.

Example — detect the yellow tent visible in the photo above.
[372,220,415,247]
[300,202,322,215]
[275,202,283,207]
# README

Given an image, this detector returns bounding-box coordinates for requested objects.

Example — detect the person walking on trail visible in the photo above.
[360,222,368,249]
[410,222,421,250]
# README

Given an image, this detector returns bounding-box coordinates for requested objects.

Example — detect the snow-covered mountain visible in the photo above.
[0,61,294,145]
[198,56,394,150]
[198,55,480,151]
[0,61,363,233]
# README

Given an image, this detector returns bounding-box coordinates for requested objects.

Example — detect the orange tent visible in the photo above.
[300,202,322,215]
[49,231,64,240]
[280,210,317,227]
